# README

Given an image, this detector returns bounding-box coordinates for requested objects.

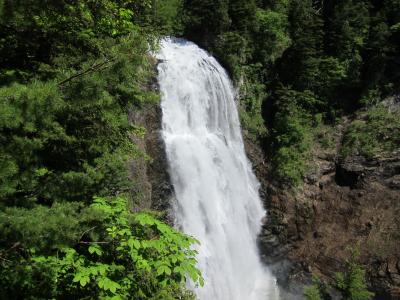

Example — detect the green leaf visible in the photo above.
[128,238,141,250]
[73,274,81,283]
[157,265,171,276]
[98,277,121,293]
[73,272,90,287]
[80,276,90,287]
[199,276,205,287]
[109,281,121,293]
[88,245,103,256]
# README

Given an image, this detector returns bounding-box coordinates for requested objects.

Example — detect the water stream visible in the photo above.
[157,38,280,300]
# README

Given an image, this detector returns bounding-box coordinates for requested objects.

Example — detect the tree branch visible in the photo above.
[79,241,109,244]
[77,226,97,242]
[58,58,116,87]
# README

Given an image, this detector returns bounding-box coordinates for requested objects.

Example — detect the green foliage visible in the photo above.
[304,249,374,300]
[0,202,101,252]
[304,285,323,300]
[237,64,268,140]
[359,88,381,107]
[304,276,332,300]
[153,0,185,35]
[334,249,374,300]
[328,0,370,87]
[214,31,250,78]
[0,1,195,298]
[341,104,400,159]
[182,0,400,189]
[316,57,347,101]
[228,0,257,32]
[183,0,230,43]
[271,88,315,185]
[239,92,268,139]
[0,196,200,299]
[314,121,336,151]
[253,6,291,65]
[0,33,158,207]
[0,0,148,71]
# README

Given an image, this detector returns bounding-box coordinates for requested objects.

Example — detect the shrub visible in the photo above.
[304,249,374,300]
[271,88,314,186]
[341,104,400,159]
[0,196,201,299]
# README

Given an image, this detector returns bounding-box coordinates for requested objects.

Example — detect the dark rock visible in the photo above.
[366,220,374,228]
[335,163,361,187]
[301,262,312,273]
[386,175,400,189]
[391,274,400,285]
[129,97,174,222]
[379,269,387,278]
[313,231,323,239]
[305,173,319,184]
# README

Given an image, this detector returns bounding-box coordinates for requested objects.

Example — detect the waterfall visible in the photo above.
[156,38,280,300]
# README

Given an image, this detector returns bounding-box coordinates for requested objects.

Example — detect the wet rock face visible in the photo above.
[129,104,173,213]
[244,121,400,299]
[128,71,174,222]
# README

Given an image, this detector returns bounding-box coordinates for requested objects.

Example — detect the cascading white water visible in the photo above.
[157,38,280,300]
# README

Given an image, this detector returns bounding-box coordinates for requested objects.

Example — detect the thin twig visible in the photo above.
[0,256,12,263]
[0,242,21,254]
[78,226,97,242]
[79,241,110,245]
[58,58,116,86]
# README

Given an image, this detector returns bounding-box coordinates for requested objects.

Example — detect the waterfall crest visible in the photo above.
[157,38,280,300]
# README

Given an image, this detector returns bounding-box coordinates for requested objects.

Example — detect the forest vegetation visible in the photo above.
[183,0,400,186]
[0,1,201,299]
[1,0,399,299]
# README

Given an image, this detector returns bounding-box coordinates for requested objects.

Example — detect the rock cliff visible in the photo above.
[245,106,400,299]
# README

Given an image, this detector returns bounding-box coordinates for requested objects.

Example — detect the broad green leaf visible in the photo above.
[157,265,171,276]
[88,245,103,256]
